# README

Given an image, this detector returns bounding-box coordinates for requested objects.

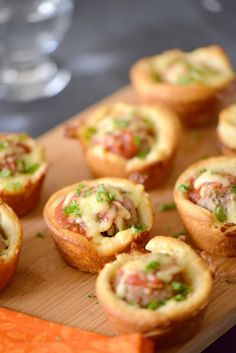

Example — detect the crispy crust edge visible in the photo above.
[43,178,154,273]
[174,156,236,256]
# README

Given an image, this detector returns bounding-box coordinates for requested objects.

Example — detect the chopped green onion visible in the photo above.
[147,299,167,310]
[231,185,236,194]
[96,184,116,203]
[84,127,97,141]
[136,149,149,159]
[23,163,40,174]
[171,281,189,293]
[0,169,12,178]
[178,183,190,192]
[133,135,142,147]
[158,203,176,212]
[4,182,22,191]
[113,118,129,128]
[0,141,9,150]
[131,224,147,234]
[145,260,160,273]
[75,183,86,195]
[174,293,188,301]
[64,200,82,217]
[214,206,227,222]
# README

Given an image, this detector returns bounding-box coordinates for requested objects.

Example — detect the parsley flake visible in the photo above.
[96,184,116,203]
[214,206,227,223]
[145,260,160,273]
[113,118,129,128]
[158,203,176,212]
[23,163,40,174]
[0,169,12,178]
[84,127,97,141]
[64,200,82,217]
[178,183,190,192]
[147,299,167,310]
[75,183,86,195]
[35,232,45,239]
[136,149,149,159]
[131,224,147,234]
[231,185,236,194]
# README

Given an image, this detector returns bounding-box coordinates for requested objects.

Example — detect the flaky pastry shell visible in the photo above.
[66,102,181,190]
[96,236,212,345]
[130,45,235,127]
[0,201,23,291]
[43,178,154,273]
[0,133,48,217]
[217,104,236,155]
[174,156,236,256]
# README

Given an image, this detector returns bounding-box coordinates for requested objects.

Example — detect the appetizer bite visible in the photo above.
[96,236,212,345]
[174,156,236,256]
[66,103,181,190]
[43,178,154,273]
[0,133,48,216]
[217,104,236,155]
[0,201,23,291]
[130,45,235,127]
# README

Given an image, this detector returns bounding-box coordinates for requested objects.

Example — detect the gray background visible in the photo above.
[0,0,235,351]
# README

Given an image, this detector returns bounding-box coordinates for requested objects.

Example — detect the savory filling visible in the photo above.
[0,228,8,256]
[179,169,236,224]
[55,183,146,238]
[150,53,225,86]
[84,114,156,160]
[114,253,190,309]
[0,134,40,178]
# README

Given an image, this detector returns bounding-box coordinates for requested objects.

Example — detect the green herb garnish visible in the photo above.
[84,127,97,141]
[199,168,207,174]
[35,232,45,239]
[147,299,167,310]
[87,293,96,299]
[64,200,82,217]
[18,133,28,142]
[96,184,115,203]
[158,203,176,212]
[171,281,189,293]
[174,293,188,301]
[4,181,22,191]
[75,183,86,195]
[131,224,147,234]
[133,135,142,147]
[136,149,149,159]
[113,118,129,128]
[178,183,190,192]
[214,206,227,222]
[23,163,40,174]
[0,169,12,178]
[0,141,9,150]
[145,260,160,273]
[231,185,236,194]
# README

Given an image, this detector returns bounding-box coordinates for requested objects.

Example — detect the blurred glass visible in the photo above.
[0,0,74,102]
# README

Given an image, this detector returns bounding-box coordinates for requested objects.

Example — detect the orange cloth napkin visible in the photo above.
[0,307,154,353]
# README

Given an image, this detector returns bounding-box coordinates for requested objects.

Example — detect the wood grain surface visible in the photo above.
[1,86,236,353]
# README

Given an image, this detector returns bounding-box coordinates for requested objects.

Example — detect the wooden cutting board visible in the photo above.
[1,86,236,353]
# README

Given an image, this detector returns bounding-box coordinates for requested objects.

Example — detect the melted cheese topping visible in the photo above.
[0,134,46,191]
[62,184,139,238]
[116,253,181,298]
[150,47,234,86]
[194,171,230,189]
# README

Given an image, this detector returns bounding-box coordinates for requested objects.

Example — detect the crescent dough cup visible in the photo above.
[0,133,48,217]
[130,45,235,127]
[66,102,181,190]
[0,201,23,291]
[43,178,154,273]
[174,156,236,256]
[217,104,236,155]
[96,236,212,345]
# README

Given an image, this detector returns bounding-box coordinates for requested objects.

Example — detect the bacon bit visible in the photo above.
[55,199,87,235]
